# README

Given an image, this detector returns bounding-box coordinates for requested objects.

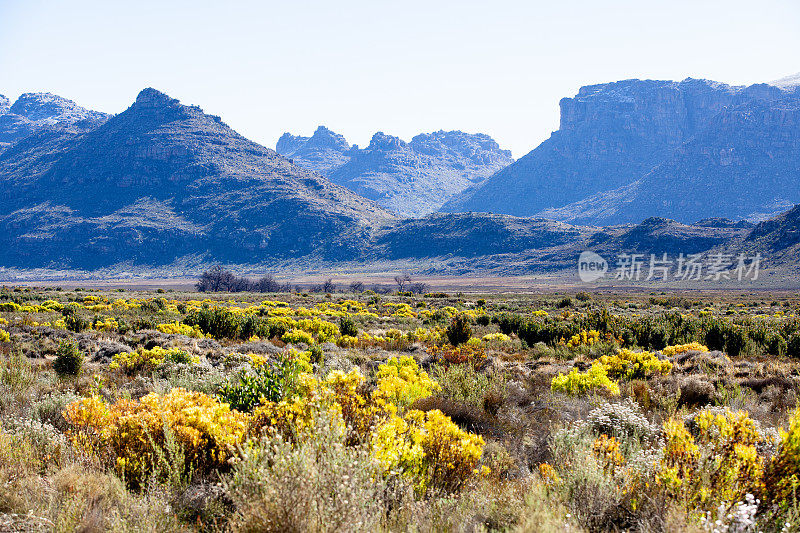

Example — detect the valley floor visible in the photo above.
[2,287,800,531]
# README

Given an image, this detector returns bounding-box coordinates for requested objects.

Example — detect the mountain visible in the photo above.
[771,73,800,90]
[540,90,800,225]
[0,92,108,150]
[441,78,784,217]
[276,126,351,174]
[276,128,513,217]
[0,88,394,269]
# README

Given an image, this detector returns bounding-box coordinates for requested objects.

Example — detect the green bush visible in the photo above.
[495,313,522,335]
[184,306,242,339]
[53,340,83,378]
[309,345,324,366]
[446,314,472,346]
[218,353,302,412]
[339,316,358,337]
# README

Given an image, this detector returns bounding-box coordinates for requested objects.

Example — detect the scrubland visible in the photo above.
[2,286,800,531]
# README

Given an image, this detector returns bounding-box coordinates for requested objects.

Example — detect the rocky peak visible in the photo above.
[367,132,407,151]
[0,95,9,115]
[9,92,107,124]
[276,132,307,155]
[770,73,800,91]
[133,87,181,109]
[307,125,350,151]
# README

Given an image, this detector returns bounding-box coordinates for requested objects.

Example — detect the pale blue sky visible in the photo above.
[1,0,798,157]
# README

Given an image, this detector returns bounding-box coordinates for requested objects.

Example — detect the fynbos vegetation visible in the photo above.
[2,285,800,530]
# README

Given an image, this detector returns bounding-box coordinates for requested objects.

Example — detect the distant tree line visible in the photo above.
[196,266,290,293]
[196,266,429,294]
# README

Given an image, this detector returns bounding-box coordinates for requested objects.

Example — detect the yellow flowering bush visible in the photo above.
[551,363,620,396]
[598,348,673,380]
[282,329,315,345]
[64,388,248,487]
[764,407,800,506]
[92,316,119,332]
[657,408,765,514]
[0,317,9,325]
[110,346,198,375]
[0,329,9,343]
[156,321,204,338]
[371,408,485,493]
[251,359,483,493]
[373,356,440,411]
[661,342,709,356]
[481,332,511,344]
[563,329,601,348]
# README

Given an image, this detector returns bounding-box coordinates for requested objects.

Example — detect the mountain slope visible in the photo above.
[441,79,782,216]
[0,88,393,268]
[0,92,108,150]
[540,91,800,225]
[277,128,513,217]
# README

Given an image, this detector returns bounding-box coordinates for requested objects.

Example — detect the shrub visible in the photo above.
[598,348,673,380]
[0,329,9,343]
[557,297,573,308]
[308,344,324,366]
[184,306,241,339]
[373,356,439,411]
[282,329,314,345]
[446,314,472,346]
[551,363,620,396]
[476,314,490,326]
[53,340,83,378]
[371,408,485,493]
[338,316,358,337]
[226,411,387,532]
[661,342,709,356]
[110,346,196,375]
[764,407,800,506]
[218,352,305,412]
[586,399,659,443]
[496,313,522,335]
[64,388,248,487]
[431,363,507,411]
[657,407,766,514]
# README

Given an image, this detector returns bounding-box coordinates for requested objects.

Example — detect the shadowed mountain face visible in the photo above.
[276,128,513,217]
[0,88,394,269]
[0,92,109,150]
[440,78,788,218]
[540,91,800,225]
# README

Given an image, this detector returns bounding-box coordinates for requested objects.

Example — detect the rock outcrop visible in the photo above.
[0,92,108,150]
[441,78,787,218]
[277,128,513,217]
[540,91,800,225]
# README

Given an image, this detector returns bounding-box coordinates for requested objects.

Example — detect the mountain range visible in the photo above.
[1,78,799,279]
[442,78,800,224]
[276,127,513,217]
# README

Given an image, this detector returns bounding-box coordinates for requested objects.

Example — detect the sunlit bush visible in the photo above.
[551,363,620,396]
[598,348,673,380]
[110,346,197,375]
[64,388,248,487]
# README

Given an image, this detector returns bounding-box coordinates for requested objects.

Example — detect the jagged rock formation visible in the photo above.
[441,78,787,218]
[0,88,393,269]
[276,126,351,174]
[277,128,513,217]
[0,92,108,150]
[540,91,800,225]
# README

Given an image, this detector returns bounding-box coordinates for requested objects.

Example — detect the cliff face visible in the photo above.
[441,79,784,217]
[277,128,513,217]
[541,91,800,225]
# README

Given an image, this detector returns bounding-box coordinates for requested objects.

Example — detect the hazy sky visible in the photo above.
[1,0,798,157]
